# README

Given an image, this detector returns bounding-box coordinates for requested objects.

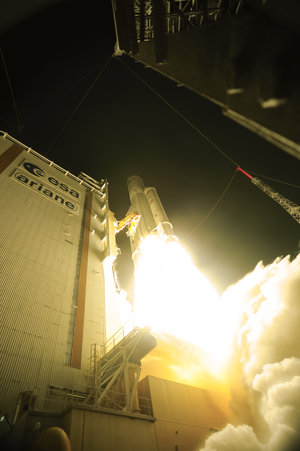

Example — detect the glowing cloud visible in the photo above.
[200,255,300,451]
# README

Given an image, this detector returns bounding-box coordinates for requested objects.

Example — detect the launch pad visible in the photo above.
[0,132,228,450]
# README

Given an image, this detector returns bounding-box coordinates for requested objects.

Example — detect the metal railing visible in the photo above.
[0,131,106,197]
[100,317,137,358]
[30,384,153,417]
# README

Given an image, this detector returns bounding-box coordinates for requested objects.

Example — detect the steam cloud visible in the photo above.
[201,255,300,451]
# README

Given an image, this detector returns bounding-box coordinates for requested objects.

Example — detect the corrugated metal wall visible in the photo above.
[81,193,108,370]
[0,136,107,425]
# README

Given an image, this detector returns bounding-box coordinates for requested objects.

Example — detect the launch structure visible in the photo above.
[237,167,300,224]
[111,0,300,159]
[115,211,141,236]
[88,323,155,413]
[0,131,158,449]
[0,132,230,450]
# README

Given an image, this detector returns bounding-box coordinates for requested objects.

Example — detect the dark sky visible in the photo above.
[1,0,299,295]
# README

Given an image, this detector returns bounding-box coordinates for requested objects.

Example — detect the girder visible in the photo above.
[87,325,156,412]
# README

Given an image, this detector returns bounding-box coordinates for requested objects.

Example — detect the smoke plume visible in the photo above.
[201,255,300,451]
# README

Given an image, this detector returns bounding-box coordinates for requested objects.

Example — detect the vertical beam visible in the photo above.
[123,350,131,411]
[129,364,141,411]
[71,190,93,368]
[139,0,145,42]
[114,0,139,54]
[0,143,23,174]
[152,0,167,63]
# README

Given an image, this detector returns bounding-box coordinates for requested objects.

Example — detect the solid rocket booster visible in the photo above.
[127,175,176,262]
[144,186,176,238]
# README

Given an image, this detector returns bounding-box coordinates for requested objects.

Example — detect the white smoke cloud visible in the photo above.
[201,255,300,451]
[202,424,264,451]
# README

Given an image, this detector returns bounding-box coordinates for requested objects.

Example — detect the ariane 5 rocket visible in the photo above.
[127,175,177,263]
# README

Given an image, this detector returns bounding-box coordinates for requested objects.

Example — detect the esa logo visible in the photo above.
[23,162,45,177]
[21,161,80,199]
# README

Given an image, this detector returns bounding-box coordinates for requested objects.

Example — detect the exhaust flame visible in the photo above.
[133,234,300,451]
[134,235,240,373]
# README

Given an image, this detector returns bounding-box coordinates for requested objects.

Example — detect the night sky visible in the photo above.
[1,0,299,296]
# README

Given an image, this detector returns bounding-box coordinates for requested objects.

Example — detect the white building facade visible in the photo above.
[0,132,117,432]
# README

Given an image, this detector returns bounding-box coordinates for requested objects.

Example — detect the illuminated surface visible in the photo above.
[134,234,240,373]
[132,235,300,450]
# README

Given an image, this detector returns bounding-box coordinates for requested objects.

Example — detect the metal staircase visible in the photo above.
[86,321,157,413]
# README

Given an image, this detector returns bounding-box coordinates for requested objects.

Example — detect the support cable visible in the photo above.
[118,56,300,227]
[0,47,23,132]
[237,167,300,224]
[118,57,299,190]
[116,56,239,167]
[46,55,113,156]
[248,171,300,189]
[185,167,238,237]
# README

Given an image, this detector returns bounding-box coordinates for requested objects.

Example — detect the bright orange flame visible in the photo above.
[134,235,242,374]
[140,335,233,423]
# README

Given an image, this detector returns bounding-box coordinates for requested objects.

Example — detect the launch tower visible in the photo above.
[0,132,227,450]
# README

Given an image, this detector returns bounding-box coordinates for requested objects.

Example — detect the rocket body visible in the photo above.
[127,175,177,263]
[145,186,176,238]
[127,175,156,239]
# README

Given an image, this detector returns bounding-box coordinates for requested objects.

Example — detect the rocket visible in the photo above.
[127,175,177,263]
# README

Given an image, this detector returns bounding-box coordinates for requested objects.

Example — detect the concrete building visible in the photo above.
[0,132,227,450]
